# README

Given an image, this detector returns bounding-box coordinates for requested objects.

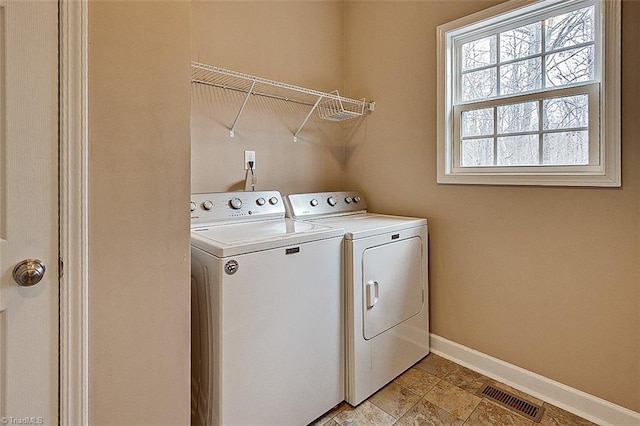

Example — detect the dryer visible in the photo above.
[285,191,429,406]
[190,191,344,426]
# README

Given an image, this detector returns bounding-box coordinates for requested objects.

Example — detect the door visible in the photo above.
[362,237,424,340]
[0,1,59,424]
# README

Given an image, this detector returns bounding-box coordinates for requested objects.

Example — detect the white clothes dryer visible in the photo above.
[285,191,429,406]
[190,191,344,426]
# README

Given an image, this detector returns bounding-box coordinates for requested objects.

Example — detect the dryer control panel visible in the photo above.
[191,191,285,227]
[285,191,367,219]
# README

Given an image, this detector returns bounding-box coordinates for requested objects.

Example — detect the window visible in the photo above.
[437,0,620,186]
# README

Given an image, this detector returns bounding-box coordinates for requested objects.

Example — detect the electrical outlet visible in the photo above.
[244,150,256,170]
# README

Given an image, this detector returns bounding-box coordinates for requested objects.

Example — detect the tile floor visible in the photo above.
[310,354,598,426]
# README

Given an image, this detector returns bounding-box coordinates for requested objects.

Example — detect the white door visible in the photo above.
[0,1,59,424]
[362,237,424,340]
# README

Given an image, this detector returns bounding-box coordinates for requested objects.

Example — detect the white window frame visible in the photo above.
[437,0,621,186]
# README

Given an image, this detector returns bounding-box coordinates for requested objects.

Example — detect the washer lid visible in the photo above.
[191,218,343,257]
[311,213,426,240]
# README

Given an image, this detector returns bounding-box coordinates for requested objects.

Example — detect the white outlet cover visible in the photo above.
[244,150,256,170]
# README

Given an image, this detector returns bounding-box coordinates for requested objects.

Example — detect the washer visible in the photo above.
[190,191,344,426]
[285,191,429,406]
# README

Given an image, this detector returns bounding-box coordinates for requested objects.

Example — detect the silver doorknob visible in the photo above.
[12,259,46,287]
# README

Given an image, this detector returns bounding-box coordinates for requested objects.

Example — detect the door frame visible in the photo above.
[59,0,89,423]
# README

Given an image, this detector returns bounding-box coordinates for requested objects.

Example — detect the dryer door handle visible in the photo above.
[366,280,379,309]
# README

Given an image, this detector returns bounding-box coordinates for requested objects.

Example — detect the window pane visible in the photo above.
[461,36,497,71]
[543,94,588,130]
[497,101,538,134]
[461,138,494,166]
[546,45,594,87]
[500,57,542,95]
[500,23,541,62]
[543,131,589,165]
[545,6,595,51]
[462,108,494,137]
[462,67,497,101]
[497,134,539,165]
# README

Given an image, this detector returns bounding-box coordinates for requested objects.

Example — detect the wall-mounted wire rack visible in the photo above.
[191,62,374,142]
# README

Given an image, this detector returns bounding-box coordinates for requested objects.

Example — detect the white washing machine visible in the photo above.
[190,191,344,426]
[285,191,429,406]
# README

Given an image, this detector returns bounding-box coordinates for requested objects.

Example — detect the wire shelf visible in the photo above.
[318,91,366,121]
[191,62,373,141]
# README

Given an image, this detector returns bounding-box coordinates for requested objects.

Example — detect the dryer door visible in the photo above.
[362,236,424,340]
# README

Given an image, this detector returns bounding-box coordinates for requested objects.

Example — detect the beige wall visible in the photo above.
[344,0,640,413]
[190,1,347,195]
[88,1,192,424]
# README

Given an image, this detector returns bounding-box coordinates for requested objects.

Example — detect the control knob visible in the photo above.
[310,199,319,207]
[202,200,214,210]
[190,201,197,212]
[353,196,361,203]
[344,197,352,204]
[256,197,266,206]
[327,197,337,207]
[229,197,243,209]
[269,197,279,205]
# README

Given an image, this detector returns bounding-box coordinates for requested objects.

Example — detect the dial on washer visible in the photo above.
[229,197,243,209]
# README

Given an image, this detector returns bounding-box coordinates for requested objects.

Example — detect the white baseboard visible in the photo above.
[429,334,640,426]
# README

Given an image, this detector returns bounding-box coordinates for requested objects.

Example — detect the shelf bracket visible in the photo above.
[229,79,257,138]
[293,96,323,142]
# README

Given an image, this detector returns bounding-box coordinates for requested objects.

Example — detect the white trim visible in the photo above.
[430,334,640,426]
[436,0,621,187]
[59,0,89,424]
[599,0,622,187]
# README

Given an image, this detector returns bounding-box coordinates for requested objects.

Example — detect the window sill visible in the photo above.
[436,169,621,187]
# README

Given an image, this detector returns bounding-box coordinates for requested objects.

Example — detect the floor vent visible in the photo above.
[478,384,545,422]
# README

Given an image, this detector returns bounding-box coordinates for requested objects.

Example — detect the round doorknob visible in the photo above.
[12,259,46,287]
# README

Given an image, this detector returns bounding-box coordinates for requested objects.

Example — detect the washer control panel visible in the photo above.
[191,191,284,226]
[285,191,367,219]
